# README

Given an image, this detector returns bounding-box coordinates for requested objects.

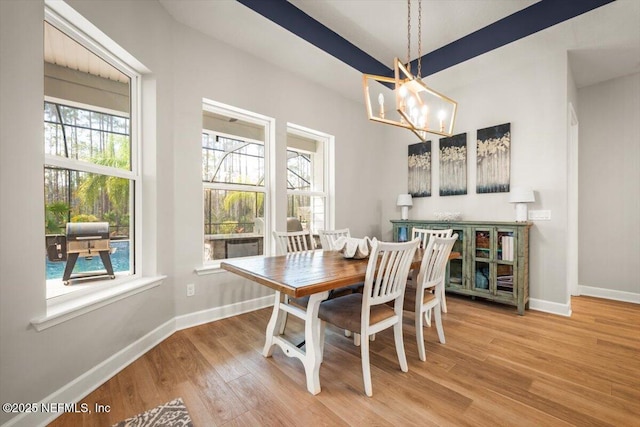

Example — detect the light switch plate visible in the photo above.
[528,210,551,220]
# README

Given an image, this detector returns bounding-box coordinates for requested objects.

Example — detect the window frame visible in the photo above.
[43,5,143,300]
[286,123,335,233]
[200,99,275,270]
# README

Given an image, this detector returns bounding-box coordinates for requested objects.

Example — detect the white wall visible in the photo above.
[376,35,573,309]
[167,18,390,316]
[578,72,640,297]
[0,1,389,424]
[0,1,172,425]
[5,0,637,424]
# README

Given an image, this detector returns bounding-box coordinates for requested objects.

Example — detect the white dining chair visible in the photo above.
[273,229,315,254]
[411,228,453,316]
[318,228,365,342]
[412,227,453,249]
[403,234,457,361]
[318,238,419,397]
[318,228,350,250]
[272,230,315,334]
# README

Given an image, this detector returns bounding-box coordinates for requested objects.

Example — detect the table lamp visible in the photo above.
[397,194,413,220]
[508,187,535,222]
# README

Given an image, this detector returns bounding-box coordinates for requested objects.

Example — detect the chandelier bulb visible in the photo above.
[399,85,408,98]
[438,110,446,132]
[378,93,385,118]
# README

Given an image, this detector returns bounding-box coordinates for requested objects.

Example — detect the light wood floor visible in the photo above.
[49,295,640,426]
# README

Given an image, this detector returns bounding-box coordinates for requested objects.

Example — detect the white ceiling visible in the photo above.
[44,21,129,84]
[160,0,640,102]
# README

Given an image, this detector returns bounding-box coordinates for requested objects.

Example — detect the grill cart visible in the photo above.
[62,222,115,285]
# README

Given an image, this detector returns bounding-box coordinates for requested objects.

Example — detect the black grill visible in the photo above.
[62,222,115,285]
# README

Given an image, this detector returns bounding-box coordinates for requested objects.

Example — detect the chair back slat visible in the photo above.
[364,239,419,306]
[417,234,458,290]
[318,228,351,250]
[412,228,453,249]
[273,230,315,254]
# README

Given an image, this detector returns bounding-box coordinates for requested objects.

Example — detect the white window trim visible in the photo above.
[286,123,335,231]
[32,276,166,331]
[36,1,158,325]
[199,99,276,272]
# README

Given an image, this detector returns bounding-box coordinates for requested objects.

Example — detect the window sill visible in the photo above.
[195,263,226,276]
[195,254,269,276]
[32,275,166,331]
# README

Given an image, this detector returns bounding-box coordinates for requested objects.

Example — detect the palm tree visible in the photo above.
[45,201,70,234]
[222,191,264,233]
[76,135,130,233]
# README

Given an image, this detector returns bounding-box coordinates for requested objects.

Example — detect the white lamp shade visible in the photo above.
[397,193,413,207]
[509,187,535,203]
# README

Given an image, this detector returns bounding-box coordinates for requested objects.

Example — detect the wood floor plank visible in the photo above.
[49,296,640,426]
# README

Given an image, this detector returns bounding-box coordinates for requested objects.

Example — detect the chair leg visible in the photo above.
[393,321,408,372]
[416,307,426,362]
[425,307,432,327]
[361,332,373,397]
[345,329,352,337]
[440,285,448,313]
[433,304,446,344]
[370,334,375,342]
[354,333,361,346]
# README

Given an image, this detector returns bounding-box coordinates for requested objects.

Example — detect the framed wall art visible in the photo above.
[439,133,467,196]
[408,141,431,197]
[477,123,511,193]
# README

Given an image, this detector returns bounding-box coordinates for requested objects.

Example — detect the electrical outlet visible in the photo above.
[528,210,551,220]
[186,283,195,297]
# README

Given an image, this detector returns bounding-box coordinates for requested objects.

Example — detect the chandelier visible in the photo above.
[363,0,458,141]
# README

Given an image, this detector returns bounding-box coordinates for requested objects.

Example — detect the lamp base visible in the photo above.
[514,203,528,222]
[401,206,409,220]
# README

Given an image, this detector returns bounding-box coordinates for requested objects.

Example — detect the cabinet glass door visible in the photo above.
[475,230,491,259]
[473,228,492,293]
[496,229,516,296]
[397,226,409,242]
[448,229,464,289]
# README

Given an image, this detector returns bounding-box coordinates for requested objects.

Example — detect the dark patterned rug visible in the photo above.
[112,398,193,427]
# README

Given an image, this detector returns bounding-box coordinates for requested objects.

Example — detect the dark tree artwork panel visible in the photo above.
[477,123,510,193]
[439,133,467,196]
[408,141,431,197]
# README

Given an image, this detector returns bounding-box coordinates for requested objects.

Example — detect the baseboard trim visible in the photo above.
[175,295,274,330]
[4,295,276,427]
[3,319,176,427]
[576,285,640,304]
[528,298,572,317]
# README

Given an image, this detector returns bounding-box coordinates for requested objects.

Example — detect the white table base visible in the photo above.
[263,290,329,395]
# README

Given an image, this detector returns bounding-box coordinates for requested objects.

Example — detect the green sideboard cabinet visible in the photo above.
[391,220,532,315]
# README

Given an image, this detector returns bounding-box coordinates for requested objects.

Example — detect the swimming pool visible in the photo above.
[46,240,130,280]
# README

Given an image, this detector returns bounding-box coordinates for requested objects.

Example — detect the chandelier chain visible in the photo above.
[406,0,411,73]
[417,0,422,77]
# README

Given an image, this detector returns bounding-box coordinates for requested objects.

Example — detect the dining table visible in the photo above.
[220,247,459,395]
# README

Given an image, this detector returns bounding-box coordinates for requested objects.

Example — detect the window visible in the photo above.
[43,17,139,298]
[202,100,273,263]
[286,124,332,240]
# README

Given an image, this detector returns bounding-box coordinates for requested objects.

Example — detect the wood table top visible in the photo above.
[221,249,460,298]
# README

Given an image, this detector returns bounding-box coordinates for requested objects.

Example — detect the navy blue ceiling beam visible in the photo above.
[416,0,616,77]
[237,0,615,79]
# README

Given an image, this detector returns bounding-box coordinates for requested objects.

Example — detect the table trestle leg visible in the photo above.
[261,290,330,395]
